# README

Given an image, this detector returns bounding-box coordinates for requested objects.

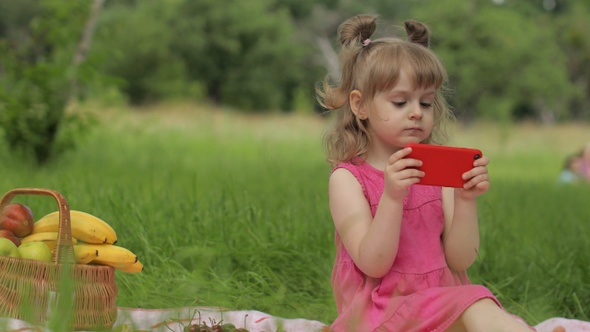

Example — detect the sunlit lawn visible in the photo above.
[0,101,588,326]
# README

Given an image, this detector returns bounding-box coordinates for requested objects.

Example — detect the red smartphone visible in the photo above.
[405,143,483,188]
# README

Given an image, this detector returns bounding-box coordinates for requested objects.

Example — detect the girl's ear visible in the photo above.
[349,90,367,119]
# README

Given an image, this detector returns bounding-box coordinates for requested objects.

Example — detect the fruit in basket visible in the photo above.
[111,259,143,273]
[0,229,21,246]
[78,243,137,265]
[18,241,53,262]
[0,203,35,237]
[21,231,79,251]
[79,243,143,273]
[0,237,21,258]
[73,244,99,264]
[33,210,117,244]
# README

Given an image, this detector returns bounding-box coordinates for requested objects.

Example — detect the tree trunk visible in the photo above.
[73,0,105,66]
[70,0,105,100]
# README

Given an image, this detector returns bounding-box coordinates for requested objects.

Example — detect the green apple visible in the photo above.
[18,242,53,262]
[0,237,21,258]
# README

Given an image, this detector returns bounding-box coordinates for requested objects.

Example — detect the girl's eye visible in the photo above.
[393,101,406,107]
[420,102,433,108]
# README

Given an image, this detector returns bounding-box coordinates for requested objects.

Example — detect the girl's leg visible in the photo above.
[447,298,565,332]
[459,298,531,332]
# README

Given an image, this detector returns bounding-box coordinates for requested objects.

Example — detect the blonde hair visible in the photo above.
[317,15,454,166]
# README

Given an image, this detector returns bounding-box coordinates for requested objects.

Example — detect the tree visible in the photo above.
[409,0,577,122]
[91,0,316,112]
[174,0,304,111]
[0,0,104,164]
[554,2,590,120]
[89,1,195,105]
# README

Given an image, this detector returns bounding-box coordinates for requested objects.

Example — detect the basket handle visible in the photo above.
[0,188,75,264]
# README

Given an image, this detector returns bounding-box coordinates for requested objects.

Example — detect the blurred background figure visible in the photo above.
[558,153,583,183]
[559,144,590,184]
[580,142,590,180]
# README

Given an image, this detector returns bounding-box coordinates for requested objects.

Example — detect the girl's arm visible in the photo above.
[329,169,403,278]
[329,148,423,278]
[442,156,490,271]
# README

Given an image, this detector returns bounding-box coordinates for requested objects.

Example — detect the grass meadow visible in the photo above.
[0,102,589,327]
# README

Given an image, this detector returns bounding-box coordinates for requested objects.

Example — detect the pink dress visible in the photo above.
[329,160,530,332]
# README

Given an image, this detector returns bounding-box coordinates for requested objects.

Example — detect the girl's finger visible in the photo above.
[463,173,490,190]
[395,168,425,180]
[463,165,489,180]
[473,155,490,167]
[388,147,413,165]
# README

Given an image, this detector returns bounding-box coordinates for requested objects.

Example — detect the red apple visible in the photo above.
[0,203,35,238]
[0,229,21,246]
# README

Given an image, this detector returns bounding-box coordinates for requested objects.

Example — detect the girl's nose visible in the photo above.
[409,103,423,119]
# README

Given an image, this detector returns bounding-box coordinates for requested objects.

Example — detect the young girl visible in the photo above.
[317,15,561,332]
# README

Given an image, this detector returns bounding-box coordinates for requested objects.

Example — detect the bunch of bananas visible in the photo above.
[20,210,143,273]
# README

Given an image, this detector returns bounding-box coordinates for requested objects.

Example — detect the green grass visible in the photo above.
[0,102,589,327]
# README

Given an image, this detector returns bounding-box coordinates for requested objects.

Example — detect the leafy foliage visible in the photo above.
[410,0,577,122]
[3,0,590,120]
[173,0,306,111]
[1,0,590,166]
[554,1,590,120]
[0,0,97,165]
[92,0,315,111]
[89,1,196,105]
[0,62,69,164]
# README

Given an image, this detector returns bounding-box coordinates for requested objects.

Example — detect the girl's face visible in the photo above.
[365,70,435,154]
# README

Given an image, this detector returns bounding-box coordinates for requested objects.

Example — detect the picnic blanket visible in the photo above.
[1,307,589,331]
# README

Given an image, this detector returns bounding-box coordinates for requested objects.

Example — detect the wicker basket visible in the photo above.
[0,188,118,330]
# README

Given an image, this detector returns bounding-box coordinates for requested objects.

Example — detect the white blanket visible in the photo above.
[1,307,589,331]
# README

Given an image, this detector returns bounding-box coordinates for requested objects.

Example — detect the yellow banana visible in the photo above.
[73,244,99,264]
[34,210,117,244]
[21,232,78,251]
[70,210,117,244]
[33,210,116,244]
[109,260,144,273]
[78,243,138,267]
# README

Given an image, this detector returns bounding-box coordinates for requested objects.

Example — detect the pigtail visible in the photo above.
[318,15,377,111]
[338,15,377,47]
[404,20,430,48]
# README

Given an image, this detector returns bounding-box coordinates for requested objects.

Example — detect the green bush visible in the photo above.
[0,0,98,165]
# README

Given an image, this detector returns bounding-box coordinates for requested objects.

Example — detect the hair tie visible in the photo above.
[362,38,371,47]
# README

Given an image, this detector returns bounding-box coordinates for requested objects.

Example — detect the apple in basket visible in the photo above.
[0,229,21,246]
[18,242,53,262]
[0,203,35,237]
[0,237,21,258]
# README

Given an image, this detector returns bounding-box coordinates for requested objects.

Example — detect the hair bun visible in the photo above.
[338,15,377,46]
[404,20,430,48]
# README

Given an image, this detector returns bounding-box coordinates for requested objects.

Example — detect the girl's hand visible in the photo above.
[384,147,424,201]
[457,155,490,200]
